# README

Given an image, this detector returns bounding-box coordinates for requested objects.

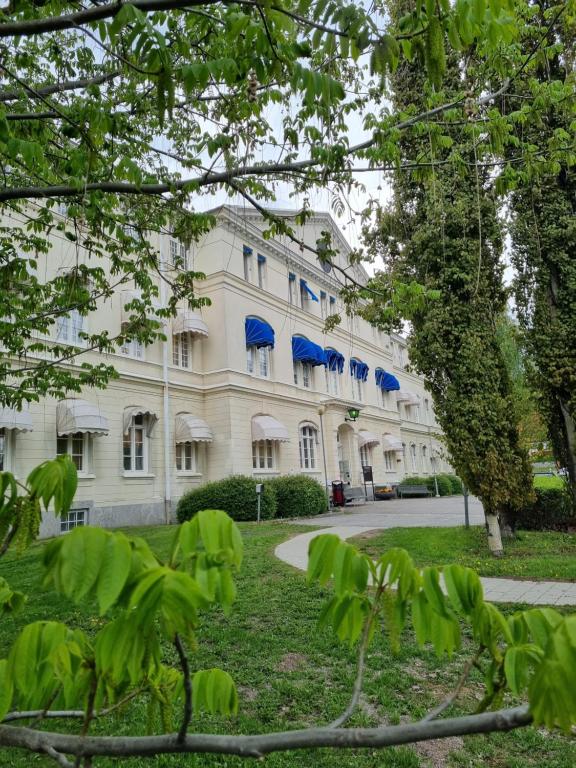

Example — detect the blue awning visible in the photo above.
[300,279,319,302]
[243,244,253,255]
[257,254,266,264]
[375,368,400,391]
[288,272,296,281]
[325,349,345,373]
[245,317,275,349]
[292,336,327,367]
[350,358,369,381]
[329,295,336,304]
[320,290,327,299]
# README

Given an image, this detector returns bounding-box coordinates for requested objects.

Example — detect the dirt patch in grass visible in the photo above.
[277,652,308,672]
[415,736,465,767]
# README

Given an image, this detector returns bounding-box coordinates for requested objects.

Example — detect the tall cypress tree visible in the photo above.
[508,1,576,506]
[364,1,533,552]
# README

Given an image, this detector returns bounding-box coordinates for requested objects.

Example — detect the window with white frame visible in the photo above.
[169,239,188,270]
[320,293,327,319]
[176,441,198,472]
[60,508,87,533]
[243,246,253,281]
[247,345,270,378]
[172,333,191,368]
[56,309,85,345]
[252,440,276,470]
[384,451,394,471]
[424,398,430,424]
[57,432,90,473]
[257,256,266,289]
[421,445,428,472]
[379,388,389,408]
[359,444,372,467]
[352,376,363,402]
[0,429,12,472]
[299,425,317,469]
[123,413,148,472]
[120,327,145,359]
[294,360,312,389]
[409,404,420,422]
[57,202,68,217]
[299,281,309,309]
[288,275,296,304]
[329,296,336,315]
[325,367,340,396]
[410,443,417,472]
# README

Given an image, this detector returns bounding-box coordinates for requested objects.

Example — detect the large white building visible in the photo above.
[0,204,449,536]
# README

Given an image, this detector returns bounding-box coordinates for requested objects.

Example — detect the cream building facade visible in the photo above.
[0,204,449,537]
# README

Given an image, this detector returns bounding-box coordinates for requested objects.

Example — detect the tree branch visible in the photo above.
[174,634,192,744]
[43,745,74,768]
[0,72,119,103]
[0,80,512,202]
[421,648,484,723]
[0,706,532,758]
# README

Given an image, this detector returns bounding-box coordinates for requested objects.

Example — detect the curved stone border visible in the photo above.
[274,527,576,606]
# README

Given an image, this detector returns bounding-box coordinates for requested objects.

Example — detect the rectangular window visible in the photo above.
[121,336,145,359]
[326,368,340,396]
[176,442,197,472]
[257,256,266,289]
[299,426,317,470]
[252,440,275,470]
[60,508,87,533]
[56,310,85,345]
[247,346,270,378]
[352,377,363,402]
[57,432,88,473]
[294,361,312,389]
[288,274,296,304]
[172,333,190,368]
[380,389,388,408]
[384,451,394,471]
[243,245,253,281]
[169,239,188,270]
[329,296,336,315]
[124,413,147,473]
[320,293,327,319]
[359,445,371,467]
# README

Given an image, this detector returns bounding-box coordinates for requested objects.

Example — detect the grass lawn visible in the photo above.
[0,521,574,767]
[533,475,565,489]
[351,526,576,582]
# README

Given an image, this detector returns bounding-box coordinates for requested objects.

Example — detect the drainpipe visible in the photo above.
[160,238,171,524]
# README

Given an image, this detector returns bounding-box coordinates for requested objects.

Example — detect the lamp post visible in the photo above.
[428,428,440,498]
[317,404,330,510]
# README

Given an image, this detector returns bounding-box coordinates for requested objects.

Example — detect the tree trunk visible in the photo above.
[558,399,576,506]
[485,514,504,557]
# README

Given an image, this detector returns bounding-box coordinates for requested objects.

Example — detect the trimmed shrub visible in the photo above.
[176,475,276,523]
[513,487,575,532]
[446,474,463,494]
[435,474,454,496]
[399,475,452,496]
[269,474,328,518]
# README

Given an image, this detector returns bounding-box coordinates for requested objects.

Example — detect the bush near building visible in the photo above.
[176,475,277,523]
[269,475,328,518]
[399,475,455,496]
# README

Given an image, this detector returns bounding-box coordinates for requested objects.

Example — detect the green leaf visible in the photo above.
[192,668,238,716]
[0,660,13,721]
[307,533,341,585]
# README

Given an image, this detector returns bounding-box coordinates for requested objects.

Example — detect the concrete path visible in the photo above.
[274,498,576,606]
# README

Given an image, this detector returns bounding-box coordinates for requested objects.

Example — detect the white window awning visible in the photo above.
[173,310,208,337]
[251,415,290,443]
[358,430,380,448]
[121,290,164,324]
[123,406,158,436]
[382,434,403,452]
[0,407,33,433]
[175,414,213,443]
[396,390,420,406]
[57,399,109,436]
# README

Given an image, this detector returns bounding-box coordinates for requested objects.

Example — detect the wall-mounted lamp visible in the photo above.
[345,408,360,422]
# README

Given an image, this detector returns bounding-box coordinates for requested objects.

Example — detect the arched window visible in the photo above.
[299,423,318,470]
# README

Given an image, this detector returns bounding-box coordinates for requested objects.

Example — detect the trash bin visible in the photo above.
[332,481,345,507]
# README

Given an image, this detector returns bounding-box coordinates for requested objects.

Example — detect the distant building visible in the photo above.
[1,205,449,536]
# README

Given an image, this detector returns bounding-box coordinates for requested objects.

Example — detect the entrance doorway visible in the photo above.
[337,423,354,483]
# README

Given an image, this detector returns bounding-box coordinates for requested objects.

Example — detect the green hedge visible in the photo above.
[399,475,453,496]
[176,475,276,523]
[445,474,463,494]
[514,487,575,532]
[269,475,328,518]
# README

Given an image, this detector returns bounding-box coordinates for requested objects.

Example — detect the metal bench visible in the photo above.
[344,486,366,505]
[397,484,432,498]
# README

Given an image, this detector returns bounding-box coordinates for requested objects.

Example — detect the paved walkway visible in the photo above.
[274,498,576,606]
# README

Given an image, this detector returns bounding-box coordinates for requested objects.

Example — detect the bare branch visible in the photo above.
[0,706,532,758]
[0,72,119,103]
[421,648,484,723]
[174,634,192,743]
[43,745,74,768]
